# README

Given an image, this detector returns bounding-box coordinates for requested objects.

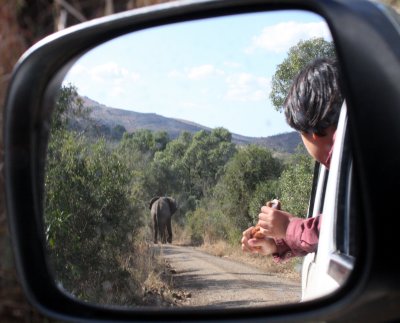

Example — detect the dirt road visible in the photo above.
[158,245,301,308]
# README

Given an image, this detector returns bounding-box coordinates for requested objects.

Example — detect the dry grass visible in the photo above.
[116,228,184,307]
[171,222,192,245]
[171,221,301,282]
[197,240,301,283]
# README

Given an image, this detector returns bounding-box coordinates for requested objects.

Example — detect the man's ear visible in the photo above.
[312,132,322,141]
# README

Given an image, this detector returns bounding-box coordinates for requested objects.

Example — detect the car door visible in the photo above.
[302,102,356,301]
[301,163,328,300]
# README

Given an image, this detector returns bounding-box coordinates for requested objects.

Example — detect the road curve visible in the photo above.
[157,244,301,308]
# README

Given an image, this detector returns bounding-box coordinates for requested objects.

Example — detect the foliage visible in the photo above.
[120,129,169,155]
[270,37,336,111]
[151,128,236,219]
[150,131,193,198]
[51,83,91,131]
[45,85,147,305]
[214,145,283,230]
[44,84,314,306]
[45,132,143,304]
[187,204,238,246]
[248,180,281,223]
[279,145,315,217]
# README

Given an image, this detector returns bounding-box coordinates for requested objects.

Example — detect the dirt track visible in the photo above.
[157,244,301,308]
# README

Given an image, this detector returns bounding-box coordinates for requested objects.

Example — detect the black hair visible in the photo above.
[284,58,344,136]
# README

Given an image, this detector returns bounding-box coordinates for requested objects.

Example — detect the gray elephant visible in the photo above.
[149,196,177,244]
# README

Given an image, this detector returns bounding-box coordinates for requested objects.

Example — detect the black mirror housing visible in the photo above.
[4,0,400,321]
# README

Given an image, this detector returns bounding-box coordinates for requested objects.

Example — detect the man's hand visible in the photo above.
[241,227,277,255]
[257,206,293,239]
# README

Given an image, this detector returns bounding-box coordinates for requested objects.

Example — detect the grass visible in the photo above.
[172,222,301,283]
[119,227,187,307]
[197,240,301,283]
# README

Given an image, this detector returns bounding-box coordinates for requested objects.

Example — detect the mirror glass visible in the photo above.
[44,10,344,309]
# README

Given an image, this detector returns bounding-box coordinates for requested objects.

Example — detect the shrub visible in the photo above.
[45,131,145,305]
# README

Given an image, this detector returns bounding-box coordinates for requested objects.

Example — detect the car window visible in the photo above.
[307,162,329,220]
[326,106,356,285]
[334,126,357,258]
[307,162,320,219]
[308,119,355,259]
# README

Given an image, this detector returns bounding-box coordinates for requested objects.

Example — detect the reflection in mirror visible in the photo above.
[44,10,343,308]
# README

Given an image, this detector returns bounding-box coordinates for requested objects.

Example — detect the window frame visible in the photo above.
[328,118,356,284]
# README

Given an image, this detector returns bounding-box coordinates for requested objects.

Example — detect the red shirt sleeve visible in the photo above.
[272,215,321,263]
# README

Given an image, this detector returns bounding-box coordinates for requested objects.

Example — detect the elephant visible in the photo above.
[149,196,177,244]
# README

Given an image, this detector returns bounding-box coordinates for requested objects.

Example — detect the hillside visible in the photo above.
[82,96,301,154]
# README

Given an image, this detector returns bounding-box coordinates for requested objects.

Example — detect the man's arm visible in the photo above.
[272,215,321,262]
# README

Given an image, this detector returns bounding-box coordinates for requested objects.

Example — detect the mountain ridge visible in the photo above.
[82,96,301,154]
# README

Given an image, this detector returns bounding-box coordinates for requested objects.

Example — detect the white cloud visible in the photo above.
[90,62,140,83]
[68,64,88,76]
[110,86,125,97]
[247,21,332,54]
[67,62,140,84]
[187,64,222,80]
[65,62,141,99]
[223,61,242,69]
[225,73,271,102]
[168,64,227,82]
[180,101,198,108]
[168,69,184,78]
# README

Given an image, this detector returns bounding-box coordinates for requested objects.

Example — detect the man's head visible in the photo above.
[284,58,344,166]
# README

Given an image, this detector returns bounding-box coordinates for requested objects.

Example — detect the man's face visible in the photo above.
[300,126,336,168]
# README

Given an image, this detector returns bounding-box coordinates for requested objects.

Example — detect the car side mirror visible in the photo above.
[4,0,400,322]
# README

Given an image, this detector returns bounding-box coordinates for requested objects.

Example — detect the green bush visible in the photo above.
[248,180,281,223]
[187,204,241,246]
[279,146,314,217]
[45,131,144,304]
[214,145,283,230]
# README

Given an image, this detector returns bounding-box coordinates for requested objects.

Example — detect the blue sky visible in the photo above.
[64,10,331,137]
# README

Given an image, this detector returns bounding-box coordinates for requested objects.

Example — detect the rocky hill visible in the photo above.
[82,97,301,154]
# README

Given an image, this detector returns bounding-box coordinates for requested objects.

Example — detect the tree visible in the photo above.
[151,128,236,201]
[45,85,148,305]
[52,83,91,131]
[111,124,127,140]
[154,131,169,151]
[269,37,336,111]
[183,128,236,197]
[279,145,314,217]
[215,145,283,230]
[150,131,192,197]
[248,179,281,223]
[116,130,171,209]
[45,132,144,305]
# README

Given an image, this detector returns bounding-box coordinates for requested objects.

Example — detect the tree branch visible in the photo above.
[54,0,87,23]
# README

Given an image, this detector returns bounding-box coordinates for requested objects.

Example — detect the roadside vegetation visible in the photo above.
[44,37,332,306]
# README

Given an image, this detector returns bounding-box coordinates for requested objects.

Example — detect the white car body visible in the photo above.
[301,102,353,301]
